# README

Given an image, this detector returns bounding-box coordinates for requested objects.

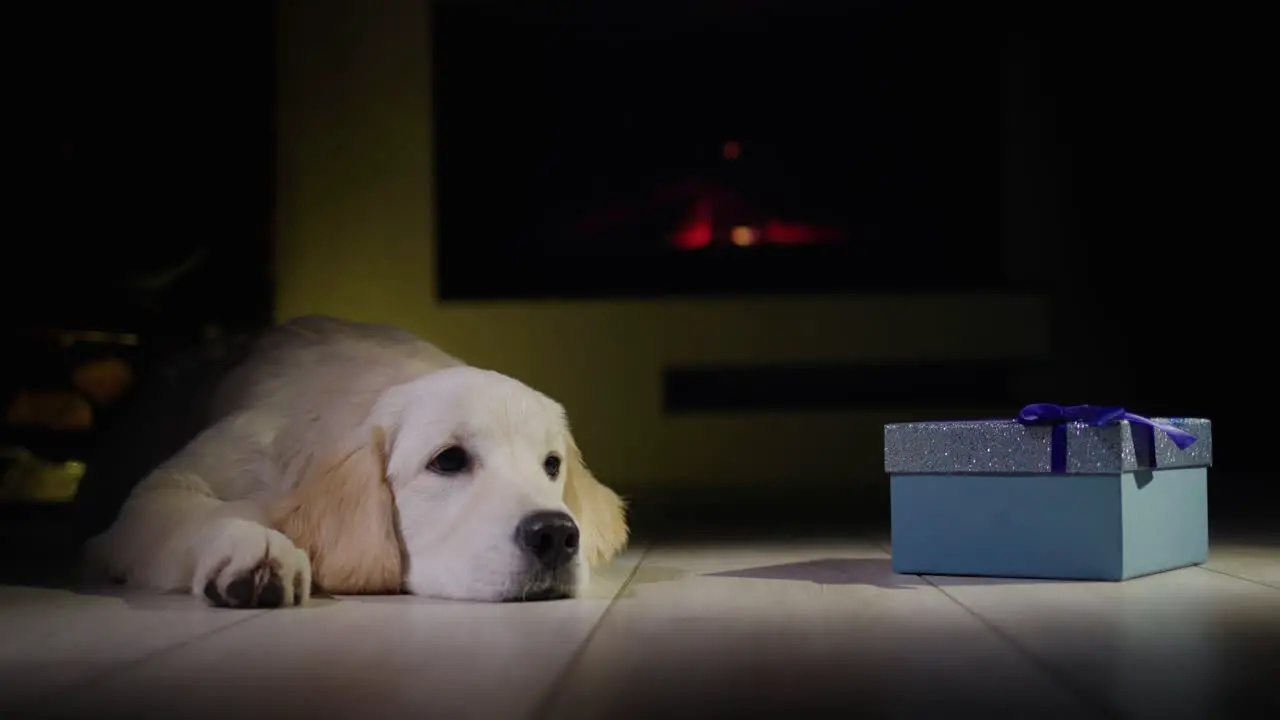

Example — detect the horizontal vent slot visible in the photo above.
[663,361,1047,414]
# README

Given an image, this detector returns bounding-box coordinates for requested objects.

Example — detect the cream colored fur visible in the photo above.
[83,316,628,606]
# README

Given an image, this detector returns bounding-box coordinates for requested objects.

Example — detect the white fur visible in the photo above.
[84,316,626,606]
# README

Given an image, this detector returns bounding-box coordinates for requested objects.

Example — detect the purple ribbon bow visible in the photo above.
[1015,403,1198,473]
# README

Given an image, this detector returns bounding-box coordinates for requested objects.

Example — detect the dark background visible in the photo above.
[434,0,1005,298]
[6,2,276,336]
[430,0,1267,476]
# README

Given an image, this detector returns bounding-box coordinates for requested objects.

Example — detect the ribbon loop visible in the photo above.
[1015,403,1198,473]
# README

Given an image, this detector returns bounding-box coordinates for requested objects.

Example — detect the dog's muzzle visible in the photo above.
[504,510,580,601]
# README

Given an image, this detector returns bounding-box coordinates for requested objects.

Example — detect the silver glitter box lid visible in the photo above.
[883,418,1213,475]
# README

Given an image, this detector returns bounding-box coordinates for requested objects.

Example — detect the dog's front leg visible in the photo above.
[83,418,312,608]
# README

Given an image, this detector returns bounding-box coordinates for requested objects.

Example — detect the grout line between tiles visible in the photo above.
[866,536,1121,720]
[7,607,271,715]
[919,575,1123,720]
[529,543,652,720]
[1195,564,1279,591]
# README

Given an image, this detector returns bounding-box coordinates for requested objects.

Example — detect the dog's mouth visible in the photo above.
[501,569,576,602]
[502,585,573,602]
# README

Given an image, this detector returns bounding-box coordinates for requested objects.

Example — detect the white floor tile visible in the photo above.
[1203,543,1280,588]
[928,566,1280,720]
[0,585,265,708]
[19,547,644,720]
[6,541,1272,720]
[543,542,1095,719]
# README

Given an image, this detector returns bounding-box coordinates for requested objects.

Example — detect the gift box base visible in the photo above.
[889,467,1208,581]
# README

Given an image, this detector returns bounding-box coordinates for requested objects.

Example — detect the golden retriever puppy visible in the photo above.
[81,316,628,607]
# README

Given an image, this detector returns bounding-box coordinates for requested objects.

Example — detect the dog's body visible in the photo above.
[82,316,627,607]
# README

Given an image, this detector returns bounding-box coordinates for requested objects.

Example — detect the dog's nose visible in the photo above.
[516,511,580,570]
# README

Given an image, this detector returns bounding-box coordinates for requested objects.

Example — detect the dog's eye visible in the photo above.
[543,453,562,480]
[428,446,471,475]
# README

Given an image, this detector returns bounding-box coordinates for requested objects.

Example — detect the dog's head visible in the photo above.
[269,366,628,601]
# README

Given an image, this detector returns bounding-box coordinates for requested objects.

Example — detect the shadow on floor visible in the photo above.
[705,557,922,589]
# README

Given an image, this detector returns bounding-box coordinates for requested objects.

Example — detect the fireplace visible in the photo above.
[431,0,1008,300]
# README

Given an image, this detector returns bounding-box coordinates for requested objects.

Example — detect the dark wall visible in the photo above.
[7,3,277,335]
[1026,5,1265,472]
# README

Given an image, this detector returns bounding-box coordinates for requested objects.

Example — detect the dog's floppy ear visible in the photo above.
[563,431,628,568]
[267,426,404,594]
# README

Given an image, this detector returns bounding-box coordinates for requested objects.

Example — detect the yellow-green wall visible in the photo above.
[273,0,1051,493]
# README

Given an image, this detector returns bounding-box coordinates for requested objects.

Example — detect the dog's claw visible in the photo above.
[204,559,289,609]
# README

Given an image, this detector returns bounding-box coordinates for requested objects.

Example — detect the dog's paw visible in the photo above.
[193,518,311,608]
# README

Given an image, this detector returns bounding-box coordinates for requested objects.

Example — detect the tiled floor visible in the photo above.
[1,539,1275,719]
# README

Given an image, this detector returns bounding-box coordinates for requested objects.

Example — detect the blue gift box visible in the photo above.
[885,404,1213,581]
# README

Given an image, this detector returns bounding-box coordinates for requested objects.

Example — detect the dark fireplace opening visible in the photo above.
[432,0,1008,300]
